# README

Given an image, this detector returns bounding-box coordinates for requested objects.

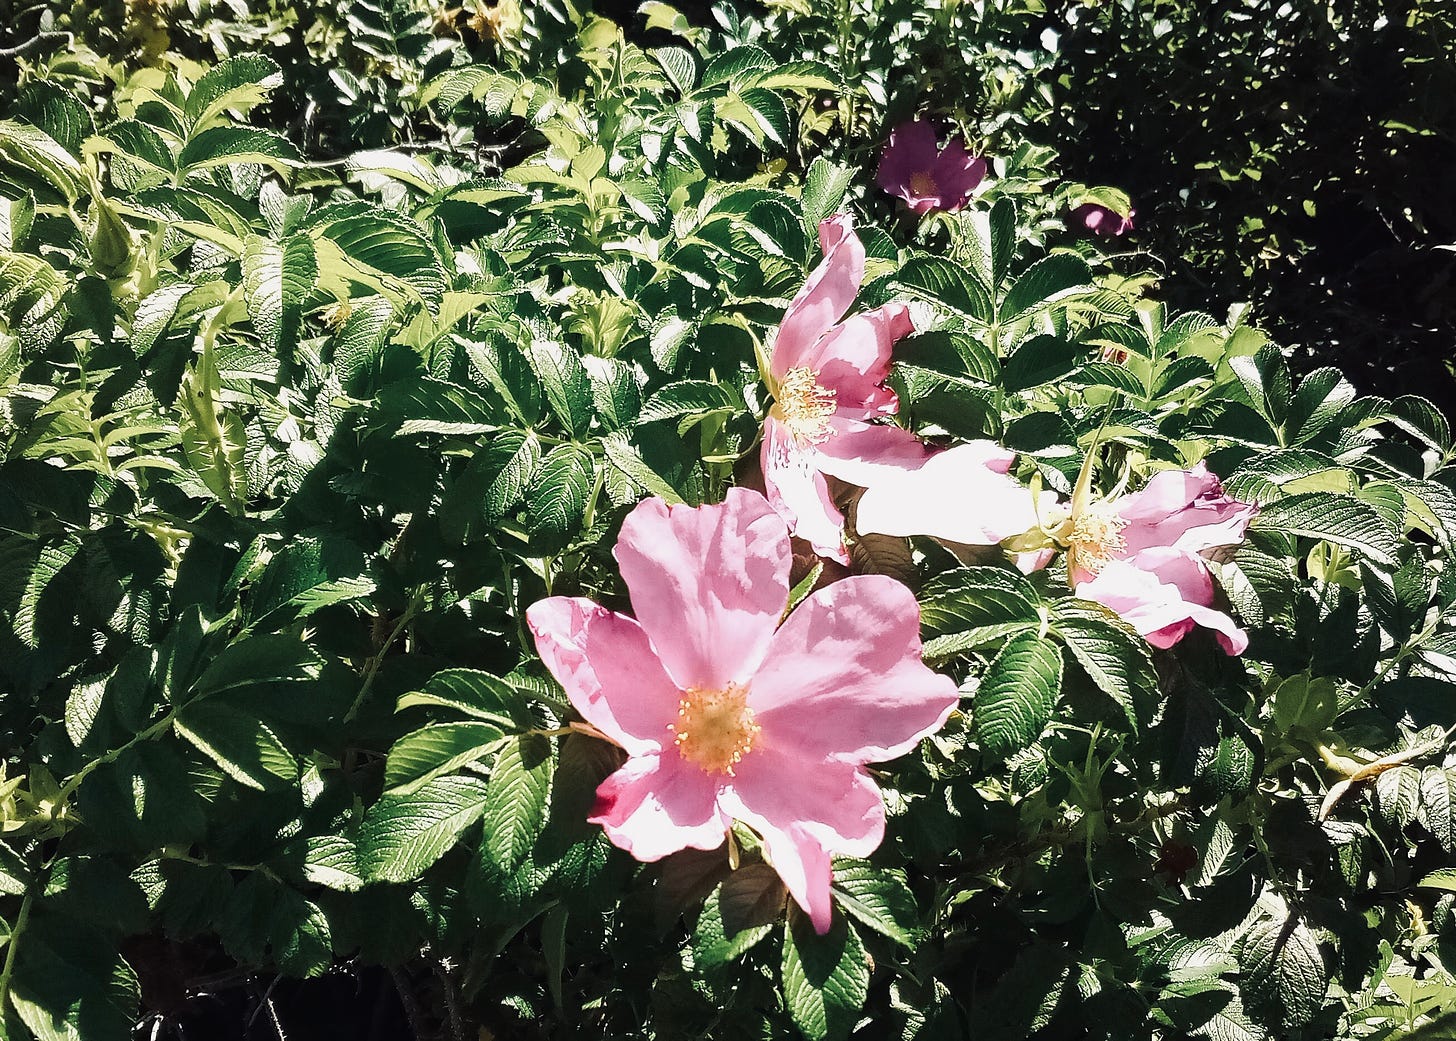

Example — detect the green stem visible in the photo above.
[57,708,179,805]
[345,601,419,724]
[0,862,43,1020]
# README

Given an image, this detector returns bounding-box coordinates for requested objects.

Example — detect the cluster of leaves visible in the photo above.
[1,3,1456,1040]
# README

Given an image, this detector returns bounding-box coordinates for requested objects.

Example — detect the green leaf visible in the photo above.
[379,377,501,437]
[892,256,993,323]
[1254,492,1398,565]
[1000,254,1093,321]
[693,862,785,968]
[1047,600,1155,727]
[893,330,999,387]
[830,861,917,946]
[193,635,322,697]
[440,430,541,540]
[174,700,298,791]
[919,567,1041,660]
[638,380,742,424]
[184,53,283,132]
[973,632,1062,758]
[602,431,688,506]
[384,721,506,795]
[358,775,491,884]
[242,232,317,352]
[1240,913,1327,1031]
[528,341,593,436]
[801,157,855,237]
[1417,867,1456,893]
[242,538,375,633]
[397,668,532,728]
[1002,335,1083,393]
[178,126,303,174]
[1420,766,1456,853]
[276,834,366,893]
[480,733,554,872]
[0,120,85,202]
[269,891,332,979]
[747,60,840,92]
[527,442,595,545]
[782,913,870,1041]
[10,913,138,1041]
[700,45,774,89]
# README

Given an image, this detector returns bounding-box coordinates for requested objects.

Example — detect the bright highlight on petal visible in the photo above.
[527,489,958,935]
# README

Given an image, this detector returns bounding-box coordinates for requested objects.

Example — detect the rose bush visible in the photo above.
[0,4,1454,1041]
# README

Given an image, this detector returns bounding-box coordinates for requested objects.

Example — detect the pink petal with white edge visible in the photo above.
[751,574,958,762]
[589,752,731,862]
[721,754,887,933]
[855,441,1043,545]
[614,488,792,691]
[761,416,850,564]
[772,215,864,378]
[526,597,680,756]
[796,303,914,417]
[1118,463,1257,557]
[816,415,935,489]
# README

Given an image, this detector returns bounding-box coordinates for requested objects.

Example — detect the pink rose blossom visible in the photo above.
[761,214,933,563]
[526,488,958,933]
[1069,202,1136,237]
[876,120,987,215]
[1065,463,1257,654]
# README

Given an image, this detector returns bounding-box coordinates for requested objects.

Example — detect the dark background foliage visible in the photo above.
[1043,0,1456,414]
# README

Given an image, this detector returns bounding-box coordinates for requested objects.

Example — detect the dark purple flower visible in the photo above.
[1069,202,1136,237]
[875,120,987,216]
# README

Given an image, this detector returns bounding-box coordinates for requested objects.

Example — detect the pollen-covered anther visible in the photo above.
[774,366,837,445]
[1069,502,1128,577]
[909,171,939,198]
[670,683,760,776]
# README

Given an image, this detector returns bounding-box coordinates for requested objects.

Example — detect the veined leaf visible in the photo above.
[782,913,870,1041]
[973,632,1062,758]
[358,775,491,884]
[174,700,298,791]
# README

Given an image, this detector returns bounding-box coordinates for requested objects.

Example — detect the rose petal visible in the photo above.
[875,119,940,202]
[855,441,1042,544]
[1118,464,1257,557]
[589,752,730,861]
[1076,554,1248,654]
[932,137,986,211]
[614,488,791,690]
[772,215,864,378]
[761,416,849,564]
[795,303,912,417]
[526,597,679,756]
[816,416,934,489]
[720,754,886,934]
[751,574,958,762]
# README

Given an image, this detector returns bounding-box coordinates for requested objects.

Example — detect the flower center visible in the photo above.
[774,366,837,445]
[909,171,939,198]
[1068,502,1128,577]
[671,683,760,776]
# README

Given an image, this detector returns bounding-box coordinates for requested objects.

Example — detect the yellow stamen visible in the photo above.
[670,684,760,776]
[1067,501,1127,578]
[773,366,837,445]
[909,171,939,197]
